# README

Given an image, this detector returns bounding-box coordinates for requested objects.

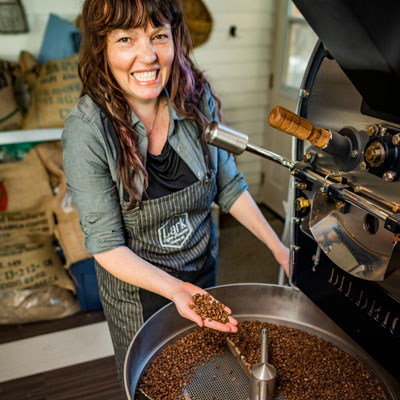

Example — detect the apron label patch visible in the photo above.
[158,213,193,249]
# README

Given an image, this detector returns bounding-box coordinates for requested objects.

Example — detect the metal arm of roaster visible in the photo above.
[204,108,400,281]
[204,120,295,171]
[204,112,392,222]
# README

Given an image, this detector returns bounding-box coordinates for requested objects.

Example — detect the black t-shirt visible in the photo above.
[142,141,197,200]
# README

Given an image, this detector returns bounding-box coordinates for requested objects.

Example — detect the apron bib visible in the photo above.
[94,172,218,383]
[122,173,217,272]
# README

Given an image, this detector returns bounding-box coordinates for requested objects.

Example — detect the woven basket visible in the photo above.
[181,0,213,48]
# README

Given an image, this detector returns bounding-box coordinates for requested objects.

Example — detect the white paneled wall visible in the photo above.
[0,0,276,198]
[199,0,276,198]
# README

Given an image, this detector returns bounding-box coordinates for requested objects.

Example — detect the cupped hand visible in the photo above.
[172,282,238,333]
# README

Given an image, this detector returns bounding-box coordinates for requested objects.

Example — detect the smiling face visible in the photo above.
[106,23,174,108]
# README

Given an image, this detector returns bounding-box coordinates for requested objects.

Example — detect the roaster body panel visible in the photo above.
[290,0,400,383]
[293,231,400,381]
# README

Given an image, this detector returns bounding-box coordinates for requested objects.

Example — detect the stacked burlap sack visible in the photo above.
[19,51,81,130]
[0,51,81,135]
[0,30,87,323]
[0,60,23,132]
[0,10,82,137]
[0,141,92,324]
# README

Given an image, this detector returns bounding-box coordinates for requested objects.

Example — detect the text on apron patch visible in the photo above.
[158,213,193,249]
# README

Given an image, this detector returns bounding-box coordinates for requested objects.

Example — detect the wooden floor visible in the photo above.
[0,310,125,400]
[0,207,283,400]
[0,310,105,345]
[0,356,124,400]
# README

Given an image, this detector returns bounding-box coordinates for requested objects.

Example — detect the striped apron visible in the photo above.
[94,170,218,386]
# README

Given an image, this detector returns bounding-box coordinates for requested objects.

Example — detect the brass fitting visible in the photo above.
[335,201,346,212]
[351,149,359,159]
[379,126,388,136]
[301,89,310,99]
[365,141,386,167]
[392,134,400,146]
[303,152,312,163]
[382,171,395,182]
[295,181,307,190]
[295,196,310,212]
[359,161,368,172]
[367,125,379,137]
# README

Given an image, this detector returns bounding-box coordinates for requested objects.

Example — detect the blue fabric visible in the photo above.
[38,14,81,64]
[70,258,102,311]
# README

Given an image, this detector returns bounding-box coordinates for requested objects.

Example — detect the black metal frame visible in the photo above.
[293,41,400,383]
[292,226,400,381]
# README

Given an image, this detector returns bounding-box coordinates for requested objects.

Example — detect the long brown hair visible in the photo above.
[79,0,221,209]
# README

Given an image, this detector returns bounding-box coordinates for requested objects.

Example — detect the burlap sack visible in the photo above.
[0,286,80,324]
[0,60,22,131]
[0,209,55,245]
[21,53,82,129]
[33,141,64,191]
[0,146,54,213]
[0,239,75,292]
[0,145,57,244]
[0,145,76,294]
[19,50,39,87]
[54,205,90,269]
[33,142,90,268]
[181,0,213,47]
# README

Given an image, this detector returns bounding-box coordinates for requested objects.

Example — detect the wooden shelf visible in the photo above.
[0,128,62,145]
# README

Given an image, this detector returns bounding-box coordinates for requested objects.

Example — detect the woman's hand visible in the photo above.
[274,242,290,277]
[172,282,238,333]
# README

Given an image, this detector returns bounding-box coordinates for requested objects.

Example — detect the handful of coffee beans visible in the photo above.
[189,293,229,324]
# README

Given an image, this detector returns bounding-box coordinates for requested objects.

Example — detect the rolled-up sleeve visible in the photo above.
[62,114,125,254]
[214,148,248,213]
[204,89,248,213]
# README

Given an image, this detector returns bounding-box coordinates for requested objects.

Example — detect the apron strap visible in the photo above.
[198,110,213,179]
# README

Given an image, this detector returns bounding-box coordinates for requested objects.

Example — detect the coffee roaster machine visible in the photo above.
[124,1,400,398]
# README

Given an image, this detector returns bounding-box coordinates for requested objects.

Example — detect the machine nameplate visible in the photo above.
[328,267,400,337]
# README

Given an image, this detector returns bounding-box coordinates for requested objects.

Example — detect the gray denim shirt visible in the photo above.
[62,92,247,254]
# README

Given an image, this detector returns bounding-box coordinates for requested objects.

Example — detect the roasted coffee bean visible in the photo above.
[137,321,388,400]
[230,321,388,400]
[138,328,227,399]
[189,293,229,324]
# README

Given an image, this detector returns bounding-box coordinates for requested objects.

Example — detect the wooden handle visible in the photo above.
[268,106,331,148]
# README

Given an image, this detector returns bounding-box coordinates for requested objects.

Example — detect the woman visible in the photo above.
[62,0,289,386]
